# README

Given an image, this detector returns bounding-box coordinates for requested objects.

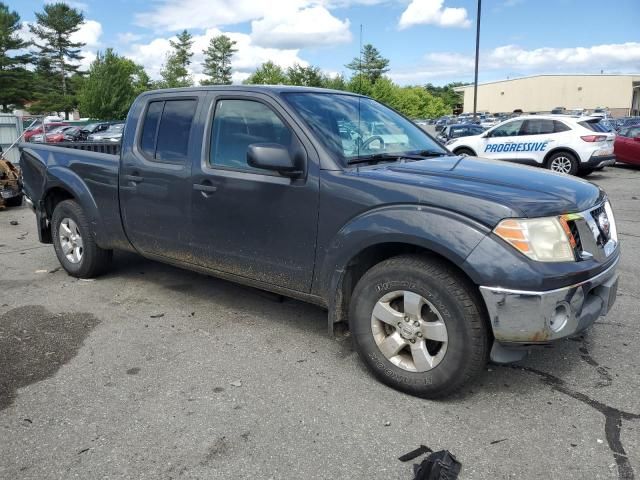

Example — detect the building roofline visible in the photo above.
[453,73,640,91]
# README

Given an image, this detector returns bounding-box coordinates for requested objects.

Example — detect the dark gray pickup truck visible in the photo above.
[19,86,620,398]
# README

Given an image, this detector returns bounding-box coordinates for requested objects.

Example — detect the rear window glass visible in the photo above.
[521,119,555,135]
[155,100,197,162]
[140,101,163,158]
[140,99,197,163]
[579,120,609,133]
[553,121,570,133]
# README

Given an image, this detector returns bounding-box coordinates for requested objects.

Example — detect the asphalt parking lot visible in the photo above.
[1,165,639,479]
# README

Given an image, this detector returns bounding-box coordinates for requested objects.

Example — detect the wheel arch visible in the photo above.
[319,205,490,335]
[453,145,477,156]
[41,167,106,246]
[543,146,582,167]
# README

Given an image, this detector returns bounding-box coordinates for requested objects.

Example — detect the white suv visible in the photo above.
[446,115,616,176]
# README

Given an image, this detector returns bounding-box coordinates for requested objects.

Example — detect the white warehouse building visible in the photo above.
[454,74,640,117]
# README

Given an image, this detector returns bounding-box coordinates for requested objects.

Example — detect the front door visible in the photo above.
[481,119,525,162]
[120,94,202,260]
[189,93,319,292]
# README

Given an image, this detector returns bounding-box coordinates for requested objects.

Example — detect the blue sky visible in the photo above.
[11,0,640,85]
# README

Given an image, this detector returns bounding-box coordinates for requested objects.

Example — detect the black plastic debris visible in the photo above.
[412,450,461,480]
[399,445,433,462]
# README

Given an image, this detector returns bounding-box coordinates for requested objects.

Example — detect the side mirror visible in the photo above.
[247,143,301,177]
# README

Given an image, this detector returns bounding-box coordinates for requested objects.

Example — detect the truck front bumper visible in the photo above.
[480,259,619,361]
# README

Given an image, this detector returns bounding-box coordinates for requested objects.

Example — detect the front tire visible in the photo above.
[51,200,113,278]
[546,151,578,175]
[349,255,489,398]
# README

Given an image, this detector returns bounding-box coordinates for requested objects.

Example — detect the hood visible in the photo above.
[360,155,603,220]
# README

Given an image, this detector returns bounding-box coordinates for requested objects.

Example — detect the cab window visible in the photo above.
[209,99,293,172]
[139,99,197,163]
[520,119,555,135]
[490,120,524,137]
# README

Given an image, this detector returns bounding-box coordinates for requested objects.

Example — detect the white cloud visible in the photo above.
[250,5,352,49]
[124,28,308,81]
[389,42,640,84]
[70,20,103,48]
[135,0,353,50]
[398,0,471,30]
[117,32,145,44]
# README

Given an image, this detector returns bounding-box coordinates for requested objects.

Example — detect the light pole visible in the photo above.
[472,0,482,119]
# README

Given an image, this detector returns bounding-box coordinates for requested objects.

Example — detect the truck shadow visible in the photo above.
[103,251,608,398]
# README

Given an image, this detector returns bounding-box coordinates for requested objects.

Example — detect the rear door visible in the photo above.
[515,119,568,165]
[189,92,320,292]
[480,119,525,161]
[120,94,203,260]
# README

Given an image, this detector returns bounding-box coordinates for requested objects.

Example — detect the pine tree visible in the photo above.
[201,34,237,85]
[0,2,32,112]
[345,44,389,84]
[160,29,193,88]
[29,2,85,116]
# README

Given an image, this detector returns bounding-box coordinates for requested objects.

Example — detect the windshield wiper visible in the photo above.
[347,150,447,166]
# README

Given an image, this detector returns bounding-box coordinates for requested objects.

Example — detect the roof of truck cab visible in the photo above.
[137,85,366,97]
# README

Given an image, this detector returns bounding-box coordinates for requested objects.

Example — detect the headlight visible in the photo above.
[494,217,576,262]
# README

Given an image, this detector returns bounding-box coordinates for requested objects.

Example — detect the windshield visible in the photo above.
[82,123,98,132]
[284,93,446,164]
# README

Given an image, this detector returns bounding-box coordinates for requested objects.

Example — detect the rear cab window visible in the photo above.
[139,98,198,163]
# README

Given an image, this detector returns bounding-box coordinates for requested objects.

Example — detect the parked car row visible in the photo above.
[23,121,125,143]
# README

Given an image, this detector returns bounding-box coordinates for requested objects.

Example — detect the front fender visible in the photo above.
[318,204,491,305]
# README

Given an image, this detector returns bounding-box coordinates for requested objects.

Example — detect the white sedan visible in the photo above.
[446,115,616,176]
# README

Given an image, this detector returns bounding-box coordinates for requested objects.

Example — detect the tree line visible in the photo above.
[0,1,465,120]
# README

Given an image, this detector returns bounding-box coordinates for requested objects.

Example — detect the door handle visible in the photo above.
[123,174,143,183]
[193,183,218,198]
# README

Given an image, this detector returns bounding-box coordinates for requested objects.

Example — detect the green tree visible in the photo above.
[345,44,389,84]
[244,61,288,85]
[160,29,193,88]
[393,86,448,119]
[286,64,324,87]
[370,76,398,107]
[424,82,467,113]
[201,34,237,85]
[321,73,347,91]
[79,48,149,120]
[346,73,374,96]
[29,2,85,116]
[0,2,32,112]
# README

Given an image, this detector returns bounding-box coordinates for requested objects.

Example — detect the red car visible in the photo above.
[23,122,68,141]
[44,126,76,143]
[614,124,640,166]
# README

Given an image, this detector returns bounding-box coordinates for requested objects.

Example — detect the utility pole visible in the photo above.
[472,0,482,119]
[359,24,363,93]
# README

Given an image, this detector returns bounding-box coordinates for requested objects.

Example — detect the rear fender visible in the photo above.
[43,166,106,245]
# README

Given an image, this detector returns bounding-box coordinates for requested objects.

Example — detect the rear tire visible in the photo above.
[546,151,578,175]
[51,200,112,278]
[348,255,489,398]
[454,147,475,157]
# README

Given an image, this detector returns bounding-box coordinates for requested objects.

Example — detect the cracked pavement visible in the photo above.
[0,165,639,479]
